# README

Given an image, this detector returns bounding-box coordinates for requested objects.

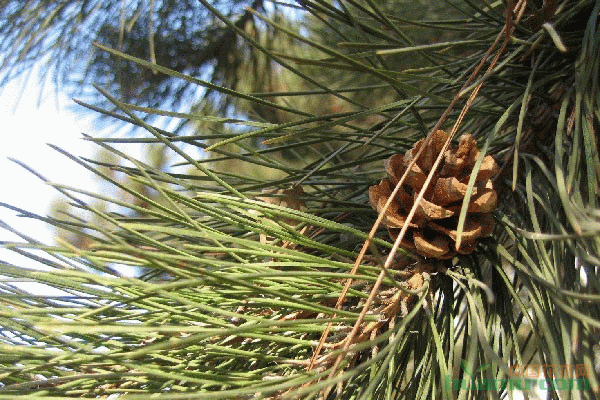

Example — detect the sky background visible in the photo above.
[0,70,178,279]
[0,73,97,270]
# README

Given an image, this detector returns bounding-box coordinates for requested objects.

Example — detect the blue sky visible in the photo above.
[0,74,96,270]
[0,71,171,279]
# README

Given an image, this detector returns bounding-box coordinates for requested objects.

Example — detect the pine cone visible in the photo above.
[257,185,306,225]
[369,130,499,259]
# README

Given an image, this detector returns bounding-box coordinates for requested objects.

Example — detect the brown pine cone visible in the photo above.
[369,130,499,259]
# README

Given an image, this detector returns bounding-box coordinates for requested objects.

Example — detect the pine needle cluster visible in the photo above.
[1,1,599,399]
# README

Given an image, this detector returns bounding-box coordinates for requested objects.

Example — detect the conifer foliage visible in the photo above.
[1,0,599,399]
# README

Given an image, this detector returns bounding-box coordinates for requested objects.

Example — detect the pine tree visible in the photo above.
[1,1,599,399]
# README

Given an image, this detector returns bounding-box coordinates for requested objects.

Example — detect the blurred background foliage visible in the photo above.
[1,0,599,399]
[0,0,266,113]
